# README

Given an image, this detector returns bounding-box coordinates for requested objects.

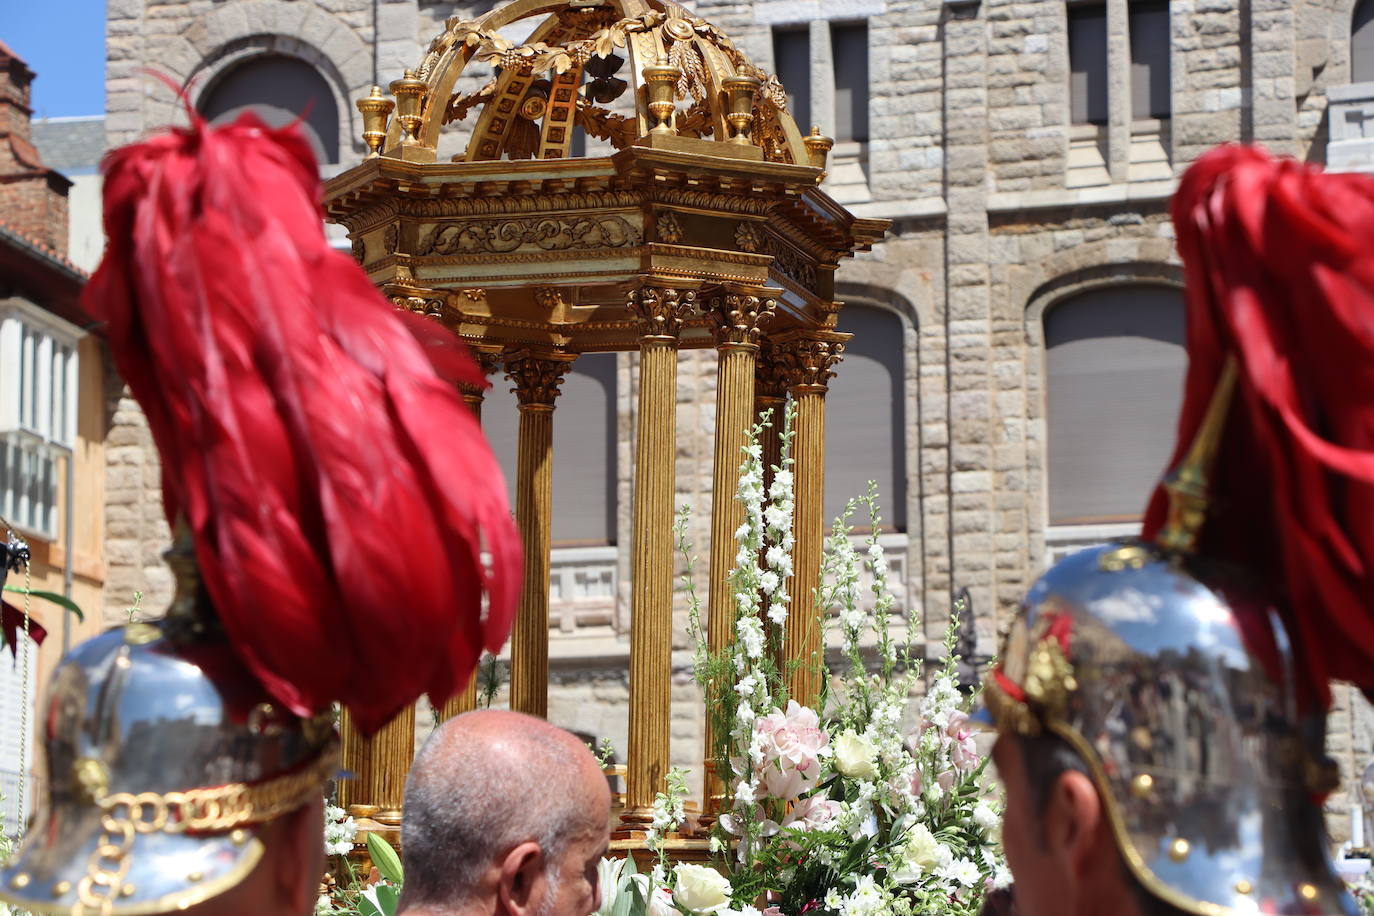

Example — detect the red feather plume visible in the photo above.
[84,112,522,734]
[1143,145,1374,708]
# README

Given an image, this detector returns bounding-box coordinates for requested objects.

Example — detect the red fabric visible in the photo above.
[84,112,522,734]
[1142,145,1374,708]
[1,601,46,658]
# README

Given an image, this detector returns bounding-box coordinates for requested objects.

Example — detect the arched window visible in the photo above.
[1356,0,1374,83]
[1044,284,1185,526]
[824,304,906,531]
[484,352,618,546]
[199,55,340,164]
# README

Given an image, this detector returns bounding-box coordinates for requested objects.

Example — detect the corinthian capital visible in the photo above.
[706,289,777,350]
[627,284,698,340]
[768,331,850,394]
[504,350,576,408]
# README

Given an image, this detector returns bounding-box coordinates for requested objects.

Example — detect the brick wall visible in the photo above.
[0,43,71,252]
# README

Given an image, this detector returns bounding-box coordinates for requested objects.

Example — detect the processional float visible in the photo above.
[323,0,888,856]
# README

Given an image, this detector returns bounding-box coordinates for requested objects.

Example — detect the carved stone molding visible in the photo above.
[626,285,698,340]
[706,290,776,350]
[769,333,848,394]
[504,351,576,407]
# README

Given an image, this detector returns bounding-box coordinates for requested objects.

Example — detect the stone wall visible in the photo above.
[102,0,1374,838]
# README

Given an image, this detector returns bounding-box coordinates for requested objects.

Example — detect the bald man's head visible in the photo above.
[398,711,611,916]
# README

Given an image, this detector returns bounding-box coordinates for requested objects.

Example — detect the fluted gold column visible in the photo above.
[703,289,775,809]
[442,347,504,722]
[338,705,417,826]
[505,350,575,719]
[623,283,695,825]
[772,332,847,709]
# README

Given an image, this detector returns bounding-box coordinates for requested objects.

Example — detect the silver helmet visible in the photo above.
[985,539,1353,916]
[0,548,337,916]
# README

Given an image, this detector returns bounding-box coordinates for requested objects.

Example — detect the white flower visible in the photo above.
[758,571,780,594]
[766,601,788,625]
[764,504,790,531]
[673,863,733,914]
[892,823,943,884]
[323,804,357,857]
[838,875,887,916]
[735,779,756,805]
[315,894,338,916]
[973,802,999,831]
[937,856,980,887]
[736,616,765,659]
[824,888,844,911]
[833,730,879,779]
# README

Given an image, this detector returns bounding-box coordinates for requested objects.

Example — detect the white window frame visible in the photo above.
[0,299,82,541]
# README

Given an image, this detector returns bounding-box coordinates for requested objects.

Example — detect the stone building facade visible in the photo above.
[101,0,1374,835]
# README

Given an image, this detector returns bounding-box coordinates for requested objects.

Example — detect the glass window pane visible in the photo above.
[1069,4,1108,125]
[1356,0,1374,83]
[831,23,869,143]
[772,28,811,132]
[1130,1,1172,119]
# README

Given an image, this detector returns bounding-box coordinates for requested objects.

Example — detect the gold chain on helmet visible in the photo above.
[69,742,339,916]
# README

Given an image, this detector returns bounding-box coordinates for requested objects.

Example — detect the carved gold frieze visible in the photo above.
[734,222,763,253]
[416,215,642,256]
[654,211,685,244]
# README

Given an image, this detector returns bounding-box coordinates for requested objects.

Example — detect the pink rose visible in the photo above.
[909,768,924,796]
[943,711,979,771]
[762,907,786,916]
[937,769,955,791]
[782,795,842,831]
[754,702,828,800]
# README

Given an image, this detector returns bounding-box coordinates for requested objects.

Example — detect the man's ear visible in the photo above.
[1044,769,1105,876]
[497,841,545,916]
[274,798,325,915]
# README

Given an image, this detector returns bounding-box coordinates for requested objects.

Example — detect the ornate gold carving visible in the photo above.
[504,352,575,407]
[770,334,844,393]
[767,237,818,289]
[445,77,497,125]
[390,294,445,320]
[707,291,775,349]
[383,224,399,255]
[418,216,641,256]
[627,285,697,339]
[655,210,684,244]
[734,222,763,253]
[462,288,485,301]
[575,101,638,149]
[754,352,789,401]
[535,287,567,309]
[674,100,714,138]
[73,758,110,805]
[350,237,365,264]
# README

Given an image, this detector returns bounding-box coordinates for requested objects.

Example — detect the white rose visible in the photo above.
[673,863,733,914]
[973,802,999,831]
[833,731,879,779]
[892,822,942,884]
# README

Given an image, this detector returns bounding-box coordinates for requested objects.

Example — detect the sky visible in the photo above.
[5,0,107,119]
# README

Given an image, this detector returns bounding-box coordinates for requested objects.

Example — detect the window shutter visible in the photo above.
[1045,285,1186,525]
[824,305,906,531]
[200,55,341,165]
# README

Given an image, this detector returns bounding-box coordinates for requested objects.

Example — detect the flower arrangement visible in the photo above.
[609,406,1006,916]
[315,806,404,916]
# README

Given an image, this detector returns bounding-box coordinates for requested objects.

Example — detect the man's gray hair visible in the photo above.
[399,711,596,909]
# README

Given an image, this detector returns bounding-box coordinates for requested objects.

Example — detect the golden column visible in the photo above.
[623,283,696,826]
[505,350,576,718]
[772,331,847,708]
[338,706,415,830]
[703,289,775,808]
[441,347,505,722]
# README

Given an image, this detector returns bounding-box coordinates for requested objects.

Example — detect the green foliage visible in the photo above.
[368,834,404,886]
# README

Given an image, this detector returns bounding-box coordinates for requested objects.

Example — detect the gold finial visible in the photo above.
[1167,838,1190,862]
[803,125,834,175]
[642,57,681,135]
[1157,357,1239,554]
[389,70,429,146]
[721,74,761,146]
[356,85,395,158]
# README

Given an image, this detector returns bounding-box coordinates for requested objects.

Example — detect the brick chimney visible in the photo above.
[0,40,71,254]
